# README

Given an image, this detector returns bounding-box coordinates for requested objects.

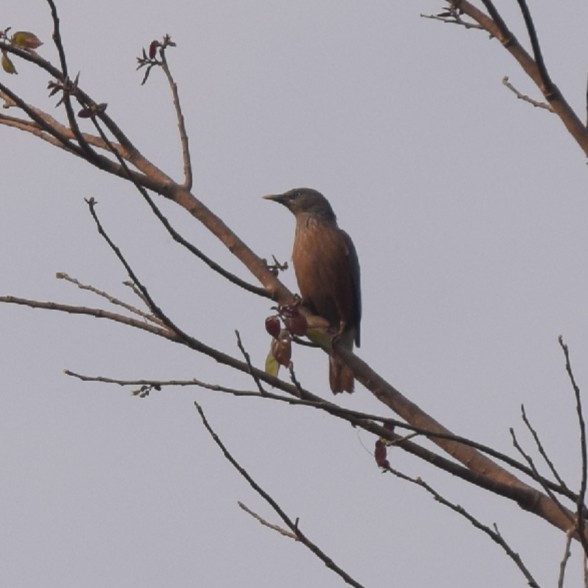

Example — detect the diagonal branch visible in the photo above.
[520,405,571,495]
[237,502,297,539]
[46,0,99,162]
[384,465,540,588]
[194,401,366,588]
[56,272,163,325]
[514,0,552,95]
[1,0,586,550]
[337,344,587,540]
[448,0,588,156]
[85,115,268,297]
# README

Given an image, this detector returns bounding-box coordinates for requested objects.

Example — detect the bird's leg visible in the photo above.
[330,321,347,350]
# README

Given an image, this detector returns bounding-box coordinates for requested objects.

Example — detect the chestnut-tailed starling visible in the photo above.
[264,188,361,393]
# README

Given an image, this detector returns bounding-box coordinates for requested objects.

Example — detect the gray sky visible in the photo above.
[2,1,588,586]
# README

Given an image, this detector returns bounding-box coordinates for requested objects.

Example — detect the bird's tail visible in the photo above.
[329,330,356,393]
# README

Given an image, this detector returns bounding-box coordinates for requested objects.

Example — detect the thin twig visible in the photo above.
[384,466,540,588]
[45,0,97,161]
[55,362,581,504]
[502,76,553,111]
[238,502,297,539]
[56,272,163,325]
[420,11,482,30]
[557,530,573,588]
[521,404,571,493]
[86,114,268,298]
[86,199,167,322]
[510,427,575,529]
[287,363,304,397]
[559,336,588,553]
[159,49,192,190]
[0,295,172,337]
[235,330,267,395]
[194,402,366,588]
[60,364,578,522]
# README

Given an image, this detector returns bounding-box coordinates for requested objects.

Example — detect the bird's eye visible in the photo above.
[290,191,300,200]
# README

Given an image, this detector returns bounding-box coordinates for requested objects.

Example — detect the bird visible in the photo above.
[263,188,361,393]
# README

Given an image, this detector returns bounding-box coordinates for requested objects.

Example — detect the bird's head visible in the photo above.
[263,188,336,221]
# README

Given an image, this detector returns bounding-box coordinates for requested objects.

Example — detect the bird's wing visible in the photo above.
[342,230,361,347]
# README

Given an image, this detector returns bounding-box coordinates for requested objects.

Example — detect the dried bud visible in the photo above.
[374,440,390,470]
[77,103,107,118]
[265,315,281,339]
[280,304,307,336]
[270,331,291,367]
[148,40,159,59]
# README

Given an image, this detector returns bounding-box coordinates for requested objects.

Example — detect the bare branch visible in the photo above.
[383,466,541,588]
[235,330,267,395]
[557,531,573,588]
[441,1,588,156]
[2,2,588,557]
[83,109,268,298]
[521,405,571,494]
[194,402,366,588]
[514,0,552,95]
[0,295,172,338]
[559,336,588,551]
[337,344,584,536]
[0,80,82,155]
[510,427,575,530]
[56,272,163,325]
[159,44,193,190]
[85,198,169,322]
[46,0,99,162]
[62,365,570,512]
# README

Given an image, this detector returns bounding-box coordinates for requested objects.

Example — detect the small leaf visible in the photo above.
[1,51,17,74]
[11,31,43,50]
[265,348,280,377]
[78,107,92,118]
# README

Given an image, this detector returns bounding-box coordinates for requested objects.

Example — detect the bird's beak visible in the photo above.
[262,193,287,205]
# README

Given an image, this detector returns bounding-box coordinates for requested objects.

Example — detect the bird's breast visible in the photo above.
[291,222,356,330]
